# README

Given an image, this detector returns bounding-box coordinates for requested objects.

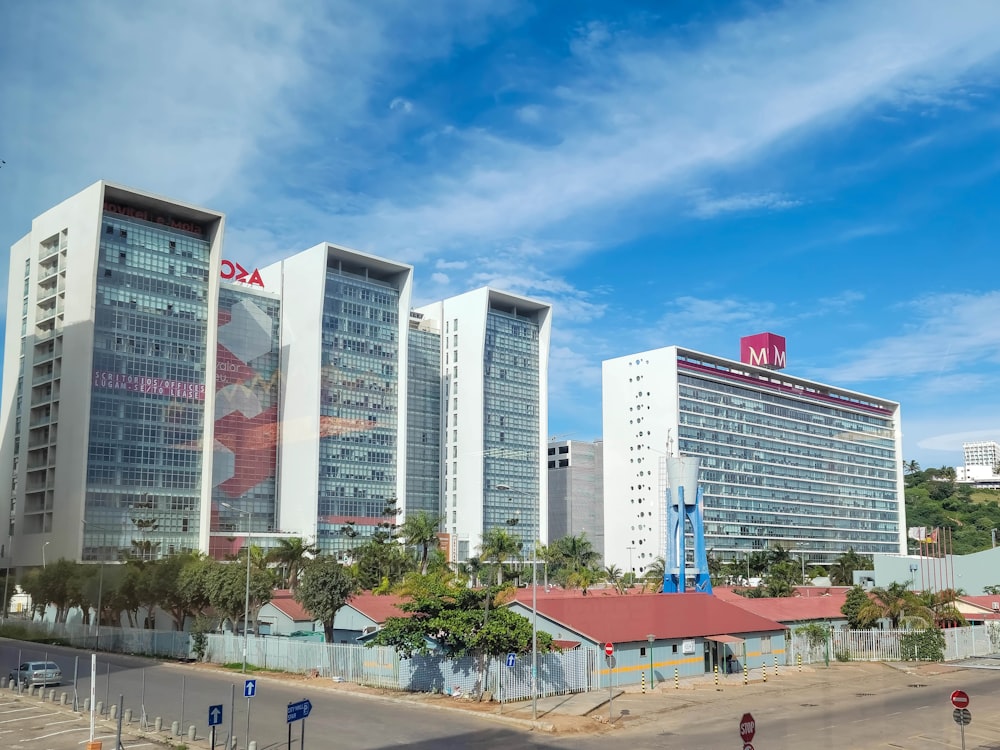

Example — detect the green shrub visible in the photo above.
[900,628,945,661]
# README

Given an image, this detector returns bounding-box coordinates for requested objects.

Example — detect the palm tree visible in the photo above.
[603,564,625,594]
[857,581,934,629]
[643,557,666,593]
[829,548,872,586]
[568,567,600,595]
[400,511,442,575]
[904,459,921,475]
[266,537,318,592]
[555,533,601,572]
[479,528,522,585]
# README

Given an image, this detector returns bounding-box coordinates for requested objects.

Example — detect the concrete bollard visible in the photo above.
[123,708,132,725]
[743,663,748,686]
[763,664,768,682]
[230,736,237,749]
[60,692,68,705]
[154,717,162,732]
[109,704,117,720]
[797,654,802,672]
[95,700,103,715]
[48,689,56,701]
[84,698,91,712]
[171,720,180,737]
[714,664,718,687]
[774,655,779,676]
[6,679,12,690]
[188,725,197,742]
[249,742,257,750]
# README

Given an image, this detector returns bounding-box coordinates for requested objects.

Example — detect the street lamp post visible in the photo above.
[42,541,50,569]
[1,532,13,625]
[221,502,252,674]
[646,634,655,689]
[992,528,998,548]
[497,484,538,721]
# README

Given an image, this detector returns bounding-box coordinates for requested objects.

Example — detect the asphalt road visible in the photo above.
[552,665,1000,750]
[3,639,999,750]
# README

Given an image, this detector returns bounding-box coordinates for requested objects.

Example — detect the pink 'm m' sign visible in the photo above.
[740,332,786,370]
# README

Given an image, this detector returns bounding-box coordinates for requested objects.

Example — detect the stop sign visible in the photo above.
[604,642,614,657]
[740,713,756,743]
[951,690,970,709]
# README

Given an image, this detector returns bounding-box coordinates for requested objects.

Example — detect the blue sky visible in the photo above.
[2,0,999,468]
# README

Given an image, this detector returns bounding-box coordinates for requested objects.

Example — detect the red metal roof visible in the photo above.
[267,590,316,623]
[512,590,785,643]
[346,593,411,624]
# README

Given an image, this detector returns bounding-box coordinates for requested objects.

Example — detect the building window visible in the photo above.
[761,635,772,655]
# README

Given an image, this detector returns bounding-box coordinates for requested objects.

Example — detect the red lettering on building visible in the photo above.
[220,259,265,288]
[103,200,205,235]
[92,370,205,400]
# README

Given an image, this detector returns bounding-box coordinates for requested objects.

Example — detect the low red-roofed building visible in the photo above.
[258,590,411,641]
[713,586,852,627]
[508,589,786,685]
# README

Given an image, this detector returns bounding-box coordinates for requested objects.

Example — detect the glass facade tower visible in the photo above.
[316,267,401,553]
[405,315,441,517]
[84,211,212,560]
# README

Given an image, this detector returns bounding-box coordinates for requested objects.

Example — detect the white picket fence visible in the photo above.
[787,623,1000,664]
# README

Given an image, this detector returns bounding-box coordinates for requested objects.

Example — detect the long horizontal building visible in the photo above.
[603,335,905,579]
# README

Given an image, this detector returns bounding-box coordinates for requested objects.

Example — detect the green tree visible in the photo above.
[153,553,206,631]
[479,528,522,585]
[841,585,870,629]
[549,533,601,586]
[603,564,625,594]
[829,548,872,586]
[763,560,799,597]
[294,556,359,642]
[367,576,554,659]
[643,557,666,593]
[266,537,318,592]
[176,555,217,622]
[399,512,442,575]
[857,582,934,629]
[205,556,276,633]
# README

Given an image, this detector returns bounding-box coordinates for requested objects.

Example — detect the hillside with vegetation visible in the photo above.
[904,463,1000,555]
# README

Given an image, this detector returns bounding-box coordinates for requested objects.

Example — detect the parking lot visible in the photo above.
[0,695,164,750]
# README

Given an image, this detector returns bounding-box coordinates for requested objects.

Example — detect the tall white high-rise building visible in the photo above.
[0,181,225,568]
[260,244,413,556]
[416,288,551,562]
[603,341,905,579]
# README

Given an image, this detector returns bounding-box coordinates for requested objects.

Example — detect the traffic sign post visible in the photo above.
[604,642,614,657]
[506,653,516,668]
[208,704,223,750]
[287,699,312,750]
[950,690,970,709]
[244,679,257,748]
[953,707,972,750]
[740,712,756,744]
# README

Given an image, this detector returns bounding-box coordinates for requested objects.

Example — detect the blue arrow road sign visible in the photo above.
[244,679,257,698]
[506,652,516,668]
[208,704,223,727]
[287,699,312,723]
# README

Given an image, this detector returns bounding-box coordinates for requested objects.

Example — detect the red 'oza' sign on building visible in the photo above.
[221,260,264,287]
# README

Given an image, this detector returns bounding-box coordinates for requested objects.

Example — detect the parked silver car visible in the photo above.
[8,661,61,687]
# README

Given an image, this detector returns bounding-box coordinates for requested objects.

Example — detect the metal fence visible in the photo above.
[2,620,192,660]
[203,633,595,699]
[787,624,1000,664]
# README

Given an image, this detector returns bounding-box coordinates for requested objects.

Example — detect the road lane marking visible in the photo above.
[38,718,80,726]
[0,707,38,714]
[0,712,60,723]
[28,726,90,740]
[78,735,116,744]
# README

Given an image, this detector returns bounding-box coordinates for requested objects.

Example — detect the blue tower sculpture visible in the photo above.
[662,455,712,594]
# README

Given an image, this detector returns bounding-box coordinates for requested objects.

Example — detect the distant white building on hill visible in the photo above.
[957,440,1000,487]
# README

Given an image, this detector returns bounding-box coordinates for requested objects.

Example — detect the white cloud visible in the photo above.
[431,272,449,284]
[815,291,1000,383]
[389,97,414,113]
[435,259,468,270]
[688,191,802,219]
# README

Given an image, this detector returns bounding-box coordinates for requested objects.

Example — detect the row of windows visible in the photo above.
[678,375,895,431]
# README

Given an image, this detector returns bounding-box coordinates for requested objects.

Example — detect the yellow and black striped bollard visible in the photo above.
[714,664,718,686]
[797,654,801,672]
[674,668,679,690]
[774,655,778,676]
[641,672,646,693]
[743,663,748,686]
